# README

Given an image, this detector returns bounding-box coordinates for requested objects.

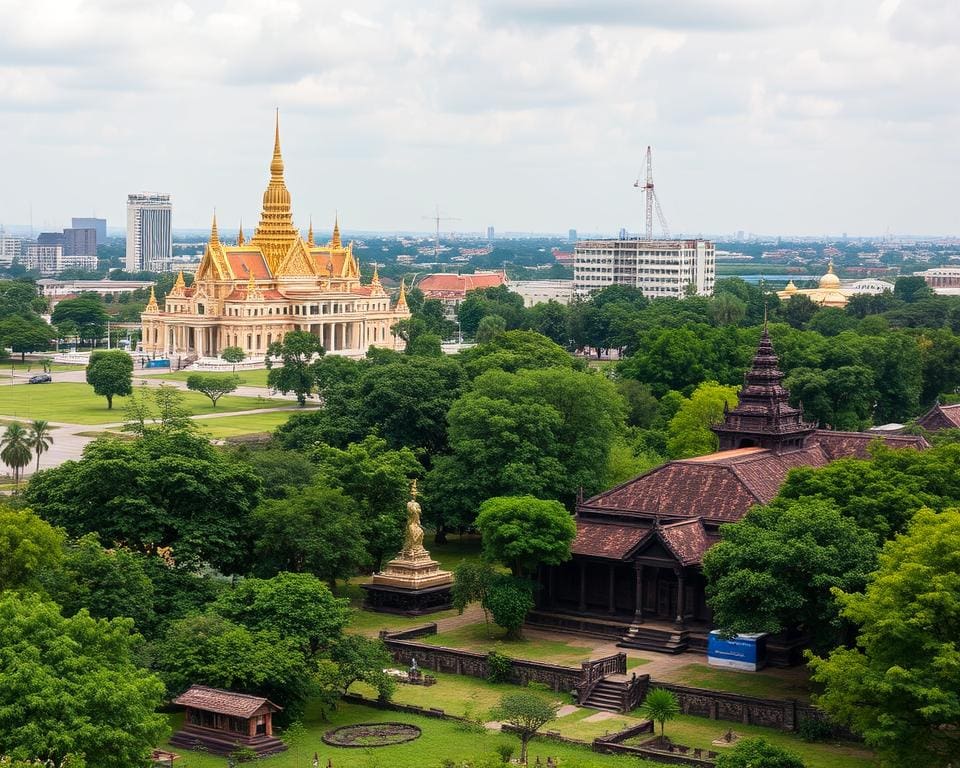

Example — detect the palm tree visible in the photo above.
[28,419,54,473]
[0,422,33,486]
[639,687,681,745]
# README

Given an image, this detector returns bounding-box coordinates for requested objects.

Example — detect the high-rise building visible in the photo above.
[573,238,715,298]
[568,229,577,242]
[24,244,63,275]
[126,193,172,272]
[37,231,65,248]
[486,225,495,241]
[72,217,107,245]
[63,228,97,258]
[0,228,22,268]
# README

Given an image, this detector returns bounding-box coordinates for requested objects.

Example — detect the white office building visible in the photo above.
[23,245,98,276]
[0,229,22,268]
[509,279,575,307]
[126,193,172,272]
[573,238,715,298]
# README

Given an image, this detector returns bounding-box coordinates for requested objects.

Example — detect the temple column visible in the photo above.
[633,563,644,624]
[578,562,587,612]
[607,565,616,614]
[675,569,686,628]
[196,328,204,357]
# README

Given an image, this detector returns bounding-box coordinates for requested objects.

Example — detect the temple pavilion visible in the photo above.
[528,327,928,665]
[140,115,410,360]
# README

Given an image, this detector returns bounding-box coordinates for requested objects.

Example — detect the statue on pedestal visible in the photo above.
[402,480,426,559]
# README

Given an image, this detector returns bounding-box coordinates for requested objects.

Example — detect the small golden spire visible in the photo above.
[331,213,341,248]
[271,108,284,179]
[170,269,186,296]
[209,210,220,246]
[396,277,408,310]
[145,285,158,312]
[372,263,381,284]
[308,217,314,246]
[237,220,245,246]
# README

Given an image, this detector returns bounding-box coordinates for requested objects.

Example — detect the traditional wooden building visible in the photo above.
[915,402,960,432]
[170,685,287,756]
[140,115,409,360]
[529,328,928,663]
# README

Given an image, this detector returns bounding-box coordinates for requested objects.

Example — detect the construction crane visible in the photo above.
[422,204,461,257]
[634,146,670,240]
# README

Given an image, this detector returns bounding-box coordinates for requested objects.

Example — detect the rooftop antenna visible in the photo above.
[421,204,460,257]
[634,146,670,240]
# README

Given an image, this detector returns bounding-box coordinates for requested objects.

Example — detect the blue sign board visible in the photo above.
[707,631,767,672]
[145,359,170,369]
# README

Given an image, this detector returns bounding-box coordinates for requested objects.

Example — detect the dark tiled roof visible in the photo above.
[173,685,281,718]
[812,429,929,459]
[658,520,720,566]
[571,521,651,559]
[916,404,960,431]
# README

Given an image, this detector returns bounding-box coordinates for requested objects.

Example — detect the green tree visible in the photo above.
[221,345,246,371]
[0,593,167,768]
[451,560,498,633]
[475,495,575,578]
[266,330,325,405]
[617,379,659,428]
[714,738,805,768]
[0,280,46,318]
[27,419,53,473]
[458,330,579,378]
[154,612,312,723]
[85,350,133,409]
[782,294,817,329]
[0,423,32,485]
[185,373,240,407]
[329,634,395,701]
[251,483,368,587]
[666,382,739,459]
[638,688,681,744]
[26,430,261,572]
[809,508,960,767]
[227,445,316,498]
[0,315,54,360]
[50,296,108,346]
[214,572,350,660]
[0,506,64,593]
[490,692,558,764]
[485,575,534,639]
[709,292,748,326]
[528,300,569,346]
[475,314,507,343]
[703,499,878,650]
[893,275,934,303]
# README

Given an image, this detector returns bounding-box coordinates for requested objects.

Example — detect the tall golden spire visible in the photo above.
[145,285,158,313]
[209,210,220,247]
[372,263,380,285]
[308,217,314,246]
[170,270,186,296]
[251,110,299,270]
[331,214,341,249]
[396,277,408,311]
[237,220,245,246]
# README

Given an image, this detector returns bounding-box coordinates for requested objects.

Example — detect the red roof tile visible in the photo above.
[917,404,960,431]
[571,522,651,559]
[225,250,271,280]
[418,271,506,298]
[657,520,720,566]
[173,685,282,718]
[812,429,928,459]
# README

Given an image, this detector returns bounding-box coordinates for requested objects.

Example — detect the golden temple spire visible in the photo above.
[145,285,158,313]
[396,277,408,310]
[209,210,220,247]
[170,269,186,296]
[308,217,314,246]
[251,110,299,271]
[237,220,245,246]
[331,213,341,248]
[271,108,284,179]
[372,263,381,285]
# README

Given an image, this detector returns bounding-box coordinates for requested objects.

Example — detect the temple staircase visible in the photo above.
[580,676,634,712]
[575,654,648,713]
[619,622,689,654]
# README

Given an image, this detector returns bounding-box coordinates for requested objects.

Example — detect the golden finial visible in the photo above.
[237,220,245,246]
[396,277,408,310]
[145,285,158,312]
[270,109,284,179]
[331,213,341,248]
[372,263,381,284]
[170,269,186,296]
[308,217,314,246]
[209,210,220,246]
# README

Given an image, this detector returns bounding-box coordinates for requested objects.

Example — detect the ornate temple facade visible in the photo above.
[528,327,928,664]
[140,118,409,359]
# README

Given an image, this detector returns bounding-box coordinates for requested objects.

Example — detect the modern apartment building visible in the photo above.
[63,227,97,258]
[126,193,172,272]
[0,229,22,267]
[573,238,715,298]
[23,244,97,275]
[72,217,107,245]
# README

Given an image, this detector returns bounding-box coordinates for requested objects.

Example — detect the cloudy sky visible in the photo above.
[1,0,958,237]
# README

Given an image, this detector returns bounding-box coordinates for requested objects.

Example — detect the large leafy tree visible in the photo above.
[0,315,54,360]
[490,692,558,764]
[809,508,960,767]
[475,495,575,578]
[703,499,878,650]
[214,572,350,660]
[0,506,63,593]
[0,280,47,318]
[0,593,167,768]
[251,483,368,587]
[265,330,325,405]
[665,381,739,459]
[85,350,133,409]
[185,373,240,407]
[25,430,261,572]
[50,296,108,346]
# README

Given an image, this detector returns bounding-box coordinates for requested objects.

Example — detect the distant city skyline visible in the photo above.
[1,1,958,237]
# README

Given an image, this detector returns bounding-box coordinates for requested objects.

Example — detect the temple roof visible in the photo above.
[571,521,650,559]
[419,271,507,297]
[916,402,960,431]
[657,519,720,566]
[173,685,282,718]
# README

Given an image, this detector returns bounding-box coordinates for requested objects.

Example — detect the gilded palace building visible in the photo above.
[141,118,410,359]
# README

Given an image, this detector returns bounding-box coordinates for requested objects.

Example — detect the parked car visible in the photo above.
[28,374,52,384]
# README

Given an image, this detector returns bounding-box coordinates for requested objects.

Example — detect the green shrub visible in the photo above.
[797,716,834,742]
[495,742,513,763]
[487,650,513,683]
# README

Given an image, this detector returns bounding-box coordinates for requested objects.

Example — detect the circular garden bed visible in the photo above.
[322,722,422,748]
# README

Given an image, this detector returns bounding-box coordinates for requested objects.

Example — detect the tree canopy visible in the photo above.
[85,350,133,409]
[475,495,575,578]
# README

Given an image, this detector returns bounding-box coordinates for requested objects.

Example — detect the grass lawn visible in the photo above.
[0,382,285,424]
[1,361,85,373]
[196,410,298,439]
[346,605,463,637]
[160,700,657,768]
[154,368,271,387]
[664,662,812,702]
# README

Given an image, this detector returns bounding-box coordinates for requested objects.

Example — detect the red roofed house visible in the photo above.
[170,685,287,756]
[915,402,960,432]
[417,270,508,319]
[528,328,928,665]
